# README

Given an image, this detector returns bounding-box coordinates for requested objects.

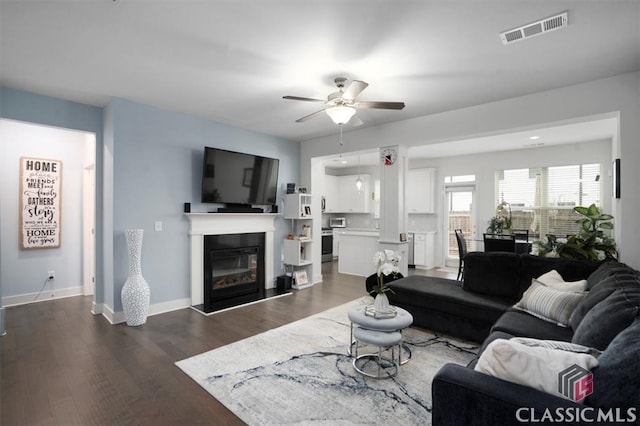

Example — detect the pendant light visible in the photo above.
[355,154,363,191]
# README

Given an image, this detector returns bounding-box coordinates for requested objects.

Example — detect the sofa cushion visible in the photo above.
[585,260,638,290]
[463,252,522,300]
[474,338,598,401]
[536,270,587,292]
[586,318,640,411]
[491,310,574,341]
[388,275,511,322]
[571,285,640,351]
[519,255,601,299]
[569,272,640,330]
[513,280,585,327]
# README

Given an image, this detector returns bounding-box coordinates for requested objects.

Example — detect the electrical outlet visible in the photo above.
[48,270,55,280]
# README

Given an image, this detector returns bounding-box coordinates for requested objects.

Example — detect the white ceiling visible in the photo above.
[1,1,638,149]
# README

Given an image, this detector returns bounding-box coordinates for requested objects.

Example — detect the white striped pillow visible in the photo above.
[513,279,585,327]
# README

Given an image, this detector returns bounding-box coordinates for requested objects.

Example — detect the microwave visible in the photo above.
[329,217,346,228]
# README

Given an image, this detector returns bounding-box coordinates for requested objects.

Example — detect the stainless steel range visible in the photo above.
[321,228,333,262]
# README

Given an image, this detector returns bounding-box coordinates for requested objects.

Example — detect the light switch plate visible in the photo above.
[155,221,162,232]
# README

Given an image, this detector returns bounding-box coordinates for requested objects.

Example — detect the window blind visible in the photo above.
[497,164,600,237]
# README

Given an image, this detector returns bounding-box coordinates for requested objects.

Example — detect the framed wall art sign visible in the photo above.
[19,157,62,249]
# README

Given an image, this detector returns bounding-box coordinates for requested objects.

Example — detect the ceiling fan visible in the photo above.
[283,77,405,126]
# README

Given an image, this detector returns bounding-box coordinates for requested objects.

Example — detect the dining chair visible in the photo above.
[483,233,516,253]
[512,229,530,254]
[454,229,468,281]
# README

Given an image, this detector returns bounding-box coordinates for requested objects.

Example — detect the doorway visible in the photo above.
[444,181,476,268]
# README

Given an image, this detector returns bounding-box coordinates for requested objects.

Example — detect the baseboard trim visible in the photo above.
[2,286,84,307]
[104,298,192,325]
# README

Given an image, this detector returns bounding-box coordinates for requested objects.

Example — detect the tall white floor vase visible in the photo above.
[121,229,150,326]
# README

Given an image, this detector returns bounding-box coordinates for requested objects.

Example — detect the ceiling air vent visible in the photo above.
[500,11,568,45]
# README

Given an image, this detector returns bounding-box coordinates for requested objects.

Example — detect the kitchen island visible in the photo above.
[334,229,380,277]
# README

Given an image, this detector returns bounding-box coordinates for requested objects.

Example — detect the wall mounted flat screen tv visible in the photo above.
[201,147,279,206]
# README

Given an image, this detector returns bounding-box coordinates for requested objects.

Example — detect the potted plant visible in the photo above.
[369,250,401,318]
[532,204,617,260]
[487,199,512,234]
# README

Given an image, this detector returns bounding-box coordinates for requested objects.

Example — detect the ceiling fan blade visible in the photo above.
[295,109,327,123]
[283,95,325,103]
[342,80,368,100]
[356,101,405,110]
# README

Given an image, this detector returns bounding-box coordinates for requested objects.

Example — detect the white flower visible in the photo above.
[373,250,400,276]
[380,263,397,276]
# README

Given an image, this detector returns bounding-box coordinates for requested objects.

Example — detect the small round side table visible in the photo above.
[347,304,414,365]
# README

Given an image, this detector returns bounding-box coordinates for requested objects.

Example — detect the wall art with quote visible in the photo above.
[19,157,62,249]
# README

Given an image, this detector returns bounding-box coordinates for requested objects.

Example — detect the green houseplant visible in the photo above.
[487,199,512,234]
[532,204,618,261]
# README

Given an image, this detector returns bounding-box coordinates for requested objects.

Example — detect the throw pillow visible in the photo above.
[513,279,585,327]
[511,337,602,357]
[474,338,598,401]
[537,270,587,292]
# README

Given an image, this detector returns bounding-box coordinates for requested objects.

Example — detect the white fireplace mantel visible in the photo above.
[185,213,279,306]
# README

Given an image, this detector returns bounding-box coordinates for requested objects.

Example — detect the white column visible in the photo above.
[379,145,409,276]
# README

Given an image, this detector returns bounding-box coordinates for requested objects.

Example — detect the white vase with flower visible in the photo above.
[367,249,401,318]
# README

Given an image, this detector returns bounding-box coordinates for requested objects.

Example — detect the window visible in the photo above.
[496,164,601,237]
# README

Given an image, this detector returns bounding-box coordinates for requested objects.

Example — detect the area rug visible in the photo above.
[175,298,478,425]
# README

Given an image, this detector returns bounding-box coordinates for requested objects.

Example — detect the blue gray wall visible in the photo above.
[1,88,299,322]
[108,98,299,312]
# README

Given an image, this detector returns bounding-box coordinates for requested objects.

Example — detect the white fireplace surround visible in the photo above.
[185,213,278,306]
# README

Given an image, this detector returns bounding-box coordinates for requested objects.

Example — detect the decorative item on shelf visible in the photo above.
[302,224,311,239]
[293,270,308,286]
[366,250,401,319]
[121,229,151,326]
[531,204,617,260]
[487,195,512,234]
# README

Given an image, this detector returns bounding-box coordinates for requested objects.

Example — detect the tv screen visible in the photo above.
[201,147,279,205]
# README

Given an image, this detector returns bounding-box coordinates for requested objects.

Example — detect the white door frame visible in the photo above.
[83,164,96,296]
[443,183,477,268]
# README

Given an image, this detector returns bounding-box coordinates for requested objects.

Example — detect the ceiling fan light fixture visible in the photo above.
[326,105,356,125]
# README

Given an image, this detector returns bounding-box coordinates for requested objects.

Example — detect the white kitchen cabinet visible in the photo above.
[373,179,380,218]
[336,230,379,277]
[414,231,436,269]
[414,233,427,266]
[407,168,436,214]
[323,174,339,213]
[332,230,339,259]
[337,174,371,213]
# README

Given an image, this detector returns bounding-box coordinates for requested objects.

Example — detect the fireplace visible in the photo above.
[203,232,265,313]
[186,213,278,310]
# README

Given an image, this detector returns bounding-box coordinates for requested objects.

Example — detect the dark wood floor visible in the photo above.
[1,262,455,426]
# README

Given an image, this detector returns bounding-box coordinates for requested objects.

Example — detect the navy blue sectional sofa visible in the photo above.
[387,252,640,425]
